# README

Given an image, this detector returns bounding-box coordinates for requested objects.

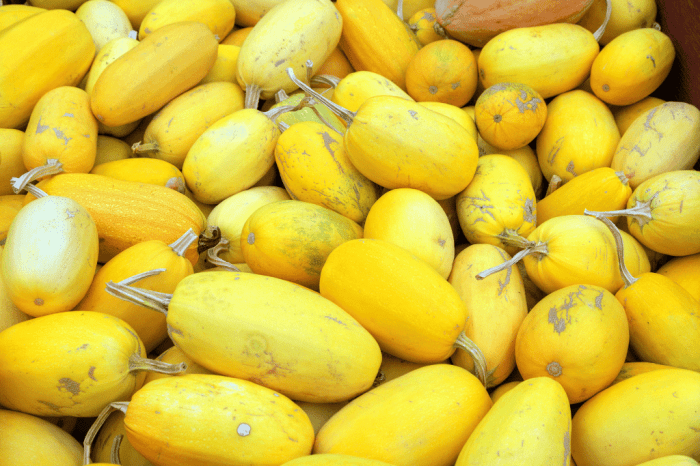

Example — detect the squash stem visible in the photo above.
[310,74,341,89]
[545,174,563,197]
[497,229,533,251]
[198,225,222,254]
[476,244,537,280]
[396,0,404,20]
[11,158,63,194]
[105,269,172,315]
[433,21,448,38]
[274,89,289,103]
[285,67,356,126]
[131,141,159,155]
[585,197,654,224]
[168,228,199,257]
[22,183,49,199]
[206,237,242,272]
[245,84,262,109]
[110,435,123,465]
[584,210,638,288]
[128,353,187,375]
[263,104,296,124]
[453,332,488,386]
[82,402,129,465]
[593,0,612,41]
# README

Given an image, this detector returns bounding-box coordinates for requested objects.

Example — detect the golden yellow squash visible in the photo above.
[138,0,235,40]
[330,70,414,113]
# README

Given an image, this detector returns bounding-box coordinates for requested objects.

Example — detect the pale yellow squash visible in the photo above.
[84,36,140,97]
[477,134,543,196]
[107,0,163,29]
[420,101,477,140]
[198,44,241,84]
[0,195,23,244]
[577,0,657,45]
[612,96,665,136]
[75,0,133,54]
[282,454,396,466]
[0,246,30,334]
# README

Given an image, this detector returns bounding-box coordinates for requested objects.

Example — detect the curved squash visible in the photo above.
[0,9,95,129]
[199,44,241,84]
[0,5,45,33]
[91,21,218,127]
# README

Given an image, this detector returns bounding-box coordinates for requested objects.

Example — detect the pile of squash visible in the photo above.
[1,0,699,465]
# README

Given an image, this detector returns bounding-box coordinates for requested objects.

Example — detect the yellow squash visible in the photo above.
[478,23,599,99]
[330,70,414,113]
[182,108,280,204]
[109,0,167,29]
[77,229,198,352]
[407,7,445,46]
[0,409,83,466]
[142,345,214,385]
[84,36,140,97]
[94,135,132,165]
[0,5,45,33]
[577,0,657,45]
[27,173,206,265]
[229,0,288,26]
[75,0,133,54]
[455,377,571,466]
[456,154,537,255]
[270,92,347,134]
[91,21,218,127]
[612,96,665,136]
[91,157,186,193]
[138,0,235,40]
[515,284,629,403]
[420,101,478,140]
[590,27,675,106]
[0,246,30,334]
[610,361,675,386]
[0,311,177,417]
[449,244,528,388]
[282,454,396,466]
[274,120,377,223]
[536,90,620,183]
[199,44,241,84]
[2,193,98,317]
[571,368,700,466]
[0,129,25,196]
[236,0,343,106]
[91,410,154,466]
[0,9,95,129]
[363,188,454,279]
[114,271,383,403]
[314,364,493,466]
[656,252,700,301]
[206,186,291,264]
[611,102,700,189]
[121,374,315,466]
[241,200,364,289]
[335,0,420,91]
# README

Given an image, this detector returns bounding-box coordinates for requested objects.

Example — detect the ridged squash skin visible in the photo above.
[456,154,537,255]
[319,238,468,363]
[27,173,206,265]
[91,21,218,127]
[75,0,133,54]
[275,121,377,224]
[331,70,414,113]
[236,0,343,101]
[536,167,632,225]
[21,86,98,174]
[616,272,700,371]
[611,102,700,189]
[77,234,195,353]
[314,364,493,466]
[344,95,479,200]
[590,28,675,106]
[571,368,700,466]
[206,186,291,264]
[536,90,620,183]
[138,0,235,40]
[435,0,593,47]
[91,158,186,193]
[0,9,95,129]
[0,311,147,417]
[0,409,83,466]
[478,23,599,99]
[623,170,700,256]
[455,377,571,466]
[124,374,315,466]
[515,284,629,404]
[449,244,528,388]
[182,109,280,204]
[335,0,420,91]
[165,272,382,403]
[241,200,364,289]
[1,195,98,317]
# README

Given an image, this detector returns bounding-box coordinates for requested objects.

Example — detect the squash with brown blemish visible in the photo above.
[514,284,629,404]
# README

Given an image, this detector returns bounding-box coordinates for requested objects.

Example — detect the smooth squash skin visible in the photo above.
[577,0,657,45]
[571,368,700,466]
[165,272,382,403]
[319,238,468,364]
[656,253,700,302]
[91,158,186,193]
[0,246,30,334]
[0,311,148,417]
[634,457,700,466]
[241,200,364,289]
[0,129,26,196]
[609,361,675,386]
[124,374,315,466]
[331,70,414,113]
[84,36,139,97]
[314,364,493,466]
[0,5,46,33]
[91,21,218,127]
[282,454,396,466]
[455,377,571,466]
[612,96,666,136]
[1,195,98,317]
[275,121,377,224]
[75,0,133,54]
[0,409,83,466]
[420,101,478,140]
[344,95,479,200]
[478,23,599,99]
[0,9,95,129]
[138,0,235,40]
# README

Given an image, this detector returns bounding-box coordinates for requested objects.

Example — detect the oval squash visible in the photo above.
[75,0,133,54]
[138,0,235,40]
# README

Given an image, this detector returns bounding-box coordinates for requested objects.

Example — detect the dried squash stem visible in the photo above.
[11,158,63,193]
[105,269,172,315]
[168,228,199,257]
[128,353,186,375]
[584,210,638,287]
[245,83,262,109]
[454,332,488,386]
[476,243,546,280]
[131,141,159,155]
[593,0,612,42]
[286,67,356,126]
[110,435,123,465]
[83,403,130,465]
[206,237,241,272]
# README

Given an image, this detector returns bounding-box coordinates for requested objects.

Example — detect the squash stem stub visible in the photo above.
[584,209,638,288]
[168,228,199,257]
[198,225,221,254]
[131,140,159,155]
[105,268,172,315]
[206,236,242,272]
[82,402,130,465]
[593,0,612,42]
[128,353,187,375]
[453,332,488,386]
[245,84,262,110]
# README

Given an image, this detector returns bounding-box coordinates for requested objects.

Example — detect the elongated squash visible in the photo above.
[26,173,206,265]
[478,23,599,99]
[94,135,132,165]
[0,9,95,129]
[84,36,139,97]
[656,253,700,302]
[0,5,45,32]
[236,0,343,106]
[91,157,185,193]
[330,70,414,113]
[314,364,493,466]
[282,454,395,466]
[610,361,675,386]
[455,377,571,465]
[107,0,162,29]
[138,0,235,40]
[571,368,700,466]
[75,0,133,54]
[91,21,218,127]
